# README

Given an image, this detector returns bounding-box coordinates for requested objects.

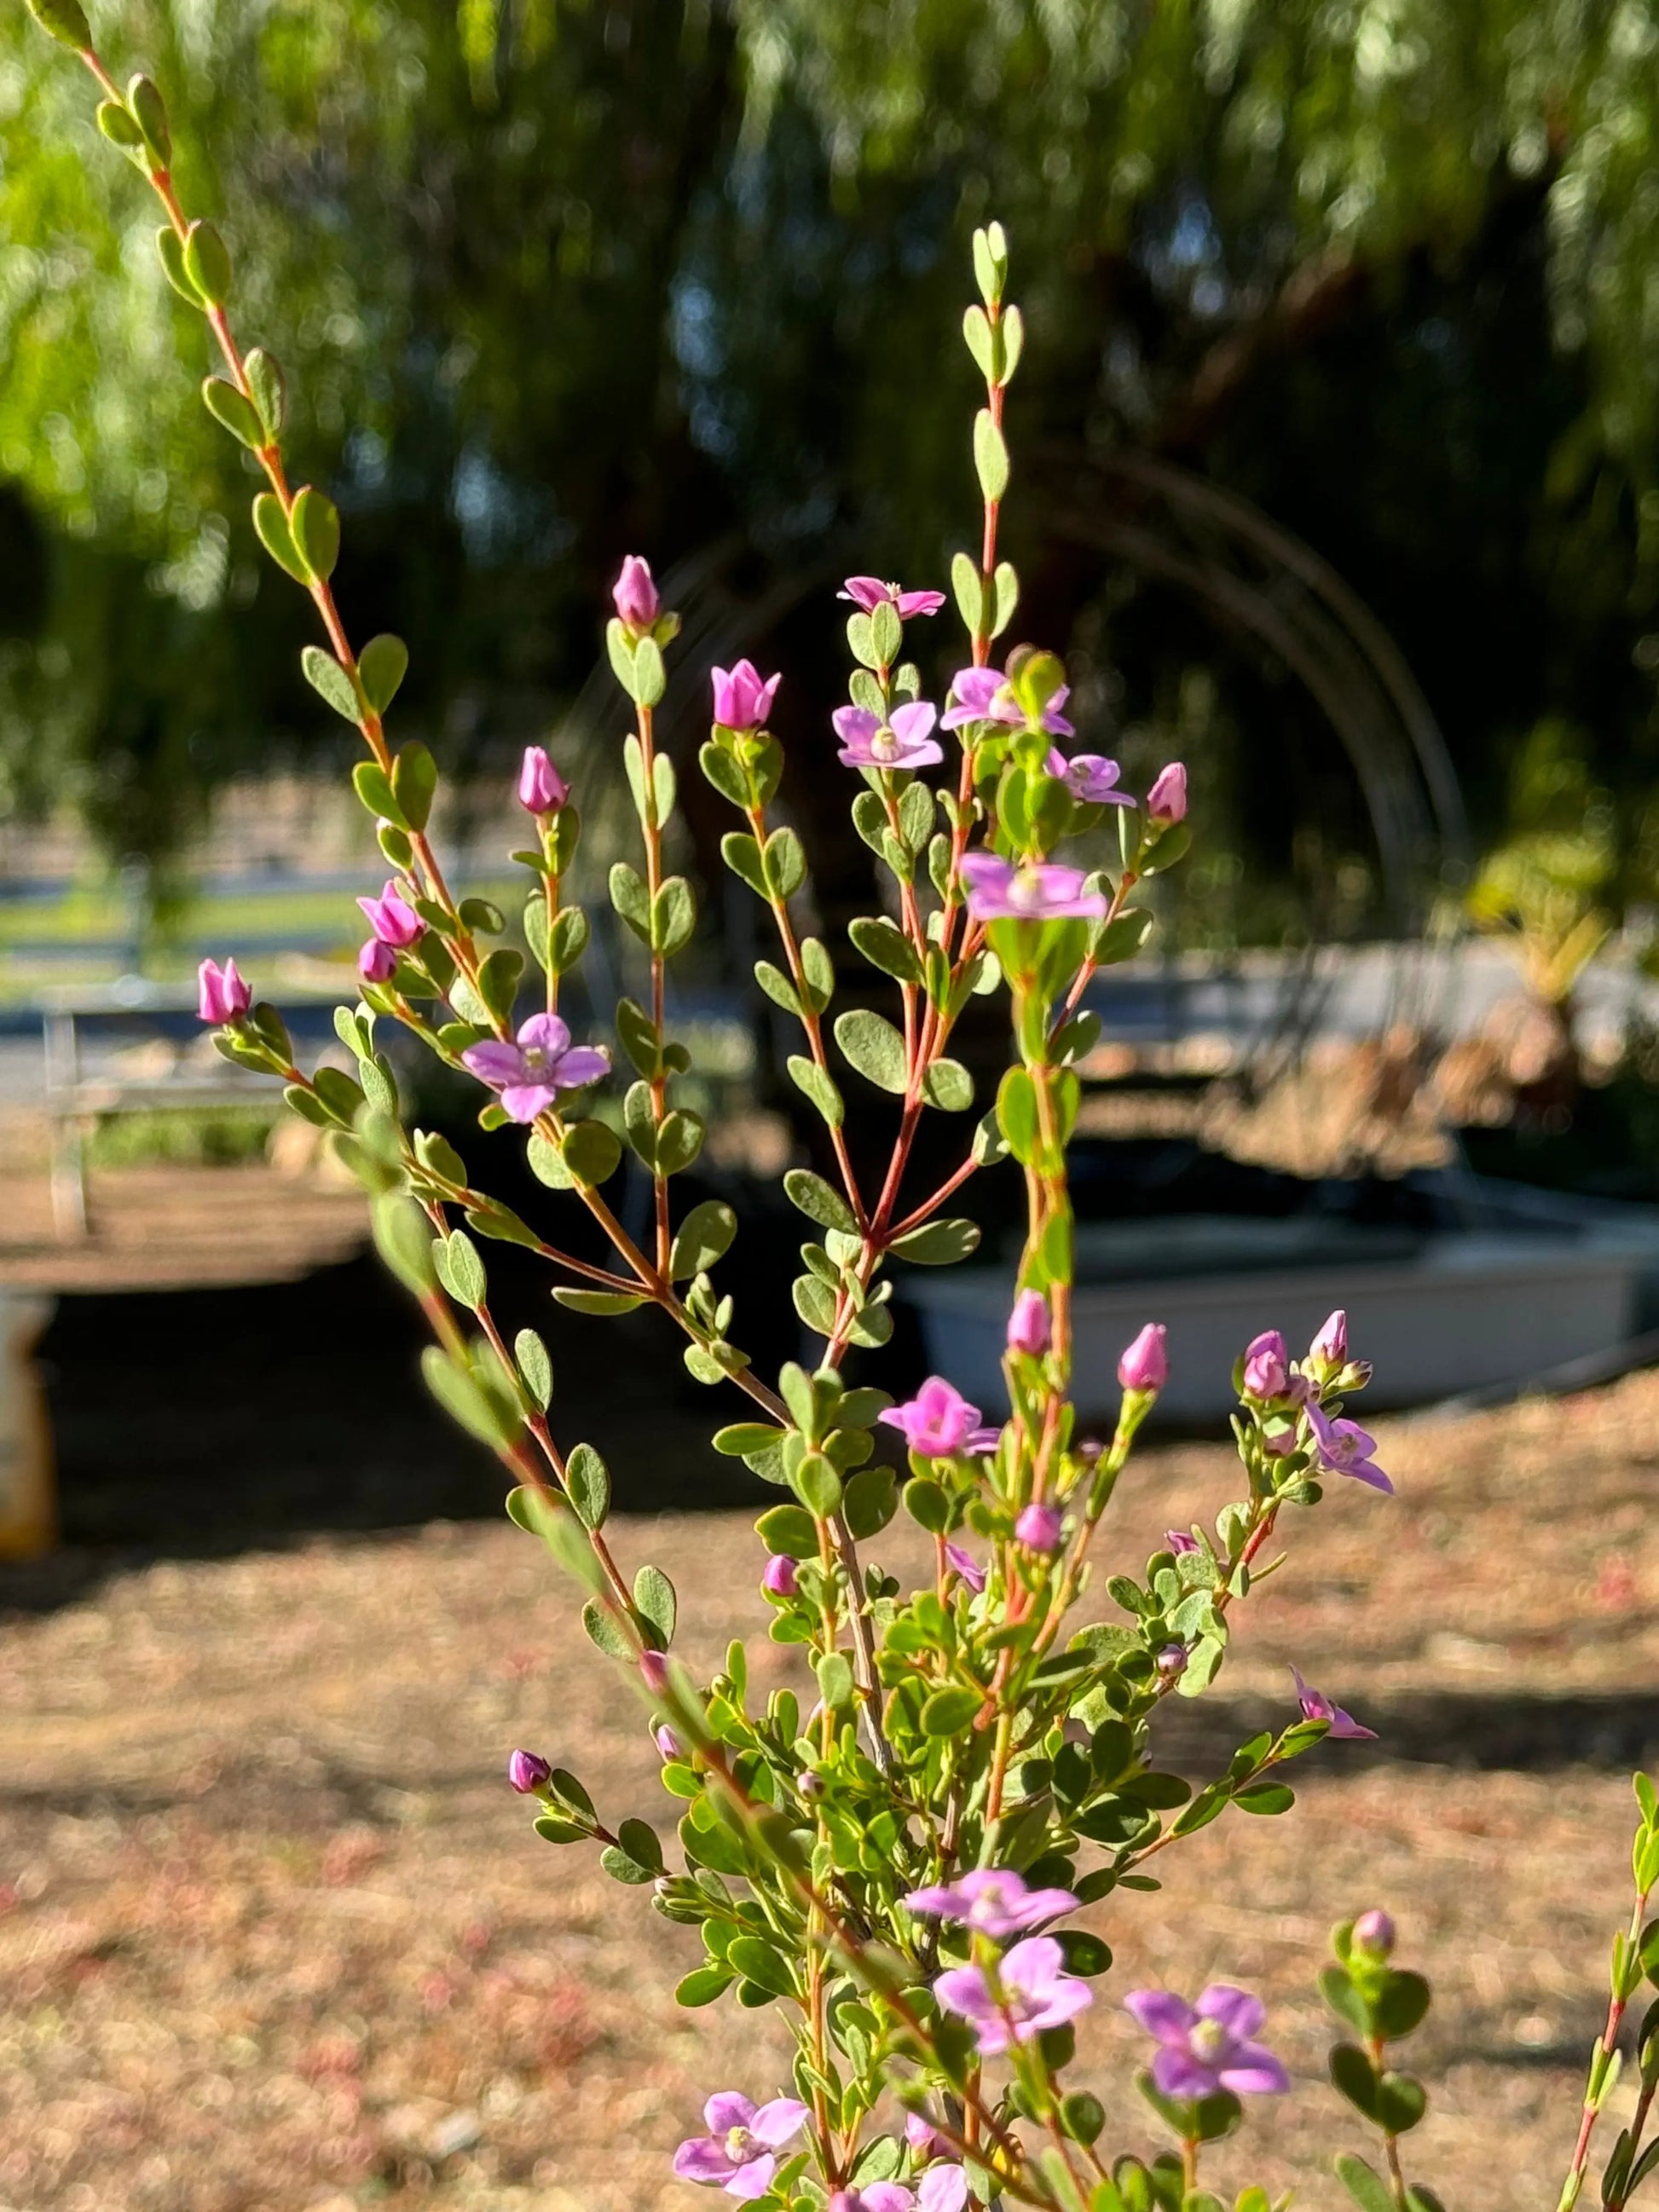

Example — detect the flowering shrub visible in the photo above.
[24,8,1659,2209]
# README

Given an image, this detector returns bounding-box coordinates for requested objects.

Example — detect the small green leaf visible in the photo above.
[600,1843,656,1886]
[288,484,339,580]
[155,225,203,303]
[922,1686,981,1736]
[634,1563,677,1646]
[514,1327,553,1410]
[182,219,232,306]
[610,861,650,940]
[25,0,92,49]
[763,827,806,899]
[251,492,309,584]
[783,1169,857,1235]
[675,1967,734,2007]
[243,347,286,440]
[974,408,1009,503]
[951,550,986,634]
[849,915,922,985]
[437,1228,487,1308]
[1334,2153,1396,2212]
[922,1057,973,1112]
[670,1199,737,1279]
[562,1121,622,1187]
[787,1056,844,1128]
[391,742,437,832]
[552,1288,646,1315]
[815,1650,854,1710]
[566,1442,610,1529]
[301,644,360,723]
[888,1217,980,1265]
[651,875,697,957]
[834,1008,908,1094]
[354,634,408,716]
[201,374,264,449]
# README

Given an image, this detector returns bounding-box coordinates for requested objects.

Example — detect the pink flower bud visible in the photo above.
[655,1724,684,1762]
[1165,1529,1200,1555]
[517,744,569,815]
[1006,1290,1050,1358]
[197,956,251,1025]
[1015,1501,1064,1553]
[1353,1909,1396,1956]
[639,1649,670,1694]
[1118,1321,1168,1392]
[905,2113,941,2158]
[762,1553,799,1597]
[1147,761,1188,823]
[1155,1643,1188,1680]
[356,880,423,948]
[1311,1308,1349,1364]
[358,938,397,984]
[710,659,781,732]
[506,1748,551,1794]
[1241,1329,1291,1400]
[611,554,660,631]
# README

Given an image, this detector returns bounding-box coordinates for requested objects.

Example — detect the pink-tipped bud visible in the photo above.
[1312,1308,1349,1365]
[1006,1289,1050,1358]
[1147,761,1188,823]
[1118,1321,1169,1392]
[358,939,397,984]
[506,1748,552,1794]
[905,2113,942,2158]
[1165,1529,1200,1556]
[611,554,660,631]
[1015,1501,1064,1552]
[762,1553,799,1597]
[1155,1643,1188,1680]
[197,956,251,1025]
[517,744,569,816]
[1241,1328,1291,1400]
[654,1724,684,1762]
[639,1649,670,1694]
[1353,1908,1396,1957]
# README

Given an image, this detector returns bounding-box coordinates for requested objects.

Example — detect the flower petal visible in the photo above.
[891,700,938,742]
[1218,2046,1292,2096]
[460,1042,523,1088]
[551,1047,610,1089]
[933,1964,994,2020]
[1152,2047,1221,2099]
[723,2154,777,2200]
[748,2098,810,2147]
[918,2166,968,2212]
[498,1082,559,1123]
[517,1011,571,1056]
[833,705,880,744]
[702,2092,755,2136]
[1124,1988,1198,2042]
[1197,1984,1266,2041]
[675,2137,737,2182]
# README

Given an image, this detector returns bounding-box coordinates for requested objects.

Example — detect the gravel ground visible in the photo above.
[6,1372,1659,2212]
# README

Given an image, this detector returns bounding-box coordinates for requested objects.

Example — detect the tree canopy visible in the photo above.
[3,0,1658,924]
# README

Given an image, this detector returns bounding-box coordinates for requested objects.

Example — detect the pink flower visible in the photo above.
[762,1554,799,1597]
[967,1423,1003,1455]
[358,939,397,984]
[1015,1501,1064,1552]
[711,660,781,732]
[1124,1984,1289,2099]
[517,744,569,815]
[880,1377,981,1457]
[460,1013,610,1122]
[1047,748,1135,806]
[941,666,1073,736]
[197,957,251,1024]
[1310,1308,1348,1364]
[1165,1529,1200,1555]
[1305,1401,1391,1493]
[1155,1643,1188,1681]
[1147,762,1188,823]
[1006,1290,1049,1357]
[916,2169,968,2212]
[1241,1329,1291,1400]
[655,1724,684,1761]
[905,2114,942,2159]
[506,1748,551,1794]
[934,1935,1093,2054]
[612,554,660,631]
[829,2189,915,2212]
[673,2091,810,2198]
[906,1866,1078,1938]
[1118,1321,1169,1391]
[357,878,423,949]
[840,575,947,621]
[958,852,1107,921]
[639,1649,671,1694]
[945,1543,986,1594]
[833,701,943,770]
[1292,1665,1376,1740]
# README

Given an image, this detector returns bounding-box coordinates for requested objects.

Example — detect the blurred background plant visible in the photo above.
[6,0,1659,936]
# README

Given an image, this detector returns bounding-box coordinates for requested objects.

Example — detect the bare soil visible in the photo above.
[5,1374,1659,2212]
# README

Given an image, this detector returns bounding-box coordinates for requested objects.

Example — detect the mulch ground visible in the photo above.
[6,1372,1659,2211]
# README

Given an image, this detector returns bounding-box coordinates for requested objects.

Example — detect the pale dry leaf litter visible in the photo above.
[6,1372,1659,2210]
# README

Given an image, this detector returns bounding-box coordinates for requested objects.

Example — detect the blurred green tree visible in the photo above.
[3,0,1658,914]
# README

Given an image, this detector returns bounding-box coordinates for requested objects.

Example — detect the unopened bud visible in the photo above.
[798,1770,825,1800]
[762,1553,799,1597]
[1353,1909,1396,1957]
[611,554,660,632]
[639,1649,670,1694]
[1147,760,1188,823]
[1006,1288,1050,1358]
[506,1747,552,1795]
[1241,1329,1291,1400]
[1014,1501,1064,1553]
[654,1724,684,1762]
[1118,1321,1168,1392]
[1155,1643,1188,1681]
[517,743,569,816]
[1311,1308,1348,1365]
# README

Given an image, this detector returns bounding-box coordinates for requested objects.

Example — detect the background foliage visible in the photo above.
[5,0,1659,927]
